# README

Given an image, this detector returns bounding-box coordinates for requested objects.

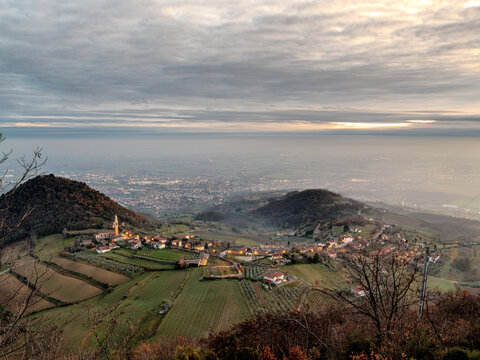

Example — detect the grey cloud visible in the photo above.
[1,0,480,129]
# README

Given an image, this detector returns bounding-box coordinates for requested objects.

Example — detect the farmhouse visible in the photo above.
[263,271,286,285]
[95,231,115,241]
[130,240,142,249]
[96,246,111,254]
[195,244,205,251]
[148,241,166,249]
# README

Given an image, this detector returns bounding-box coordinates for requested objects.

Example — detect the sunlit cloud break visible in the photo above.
[331,122,412,130]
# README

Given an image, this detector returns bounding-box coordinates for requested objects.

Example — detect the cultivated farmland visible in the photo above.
[135,248,197,262]
[0,272,55,314]
[12,257,103,303]
[50,256,129,285]
[100,251,175,270]
[306,290,334,312]
[70,251,144,275]
[281,263,343,289]
[157,268,250,338]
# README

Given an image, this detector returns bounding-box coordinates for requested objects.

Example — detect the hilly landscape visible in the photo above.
[0,174,147,245]
[1,178,480,359]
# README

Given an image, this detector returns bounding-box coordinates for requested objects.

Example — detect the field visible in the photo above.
[135,248,197,262]
[39,270,189,349]
[35,234,75,259]
[243,264,268,280]
[99,251,175,270]
[428,276,459,292]
[157,268,250,338]
[12,257,103,303]
[0,272,56,314]
[194,231,264,246]
[239,280,307,314]
[50,256,129,285]
[206,266,239,277]
[69,251,144,275]
[281,263,343,289]
[306,290,334,312]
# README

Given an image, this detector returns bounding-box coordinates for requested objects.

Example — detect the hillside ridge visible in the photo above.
[0,174,147,245]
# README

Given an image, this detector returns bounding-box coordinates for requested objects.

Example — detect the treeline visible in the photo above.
[0,174,146,245]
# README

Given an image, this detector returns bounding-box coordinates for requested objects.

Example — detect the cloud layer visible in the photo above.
[1,0,480,132]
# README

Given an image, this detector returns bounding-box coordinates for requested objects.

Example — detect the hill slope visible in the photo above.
[0,174,147,244]
[254,189,366,228]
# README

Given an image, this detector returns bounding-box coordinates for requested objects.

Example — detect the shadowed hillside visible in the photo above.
[0,174,147,245]
[254,189,366,228]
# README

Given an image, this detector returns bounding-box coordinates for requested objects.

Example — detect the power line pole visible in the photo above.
[418,246,429,318]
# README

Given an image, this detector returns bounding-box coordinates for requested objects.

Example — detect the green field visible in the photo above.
[40,270,189,349]
[35,234,75,259]
[428,276,459,292]
[281,263,343,289]
[100,251,175,270]
[135,248,195,262]
[156,268,250,338]
[194,231,262,246]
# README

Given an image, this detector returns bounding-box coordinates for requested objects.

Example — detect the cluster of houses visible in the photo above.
[92,230,168,253]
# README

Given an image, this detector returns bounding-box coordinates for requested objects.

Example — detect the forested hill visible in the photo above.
[254,189,366,228]
[0,174,147,245]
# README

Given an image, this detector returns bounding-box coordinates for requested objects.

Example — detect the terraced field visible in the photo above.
[157,268,250,338]
[50,256,129,285]
[12,257,103,303]
[0,272,55,314]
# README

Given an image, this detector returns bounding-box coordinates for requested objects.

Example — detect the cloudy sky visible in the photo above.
[1,0,480,133]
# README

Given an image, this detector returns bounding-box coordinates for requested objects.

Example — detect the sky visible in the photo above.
[1,0,480,133]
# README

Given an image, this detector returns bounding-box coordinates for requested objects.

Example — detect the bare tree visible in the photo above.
[0,132,52,359]
[0,132,46,246]
[325,250,420,344]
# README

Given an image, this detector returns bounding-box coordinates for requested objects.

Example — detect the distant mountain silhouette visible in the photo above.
[254,189,365,228]
[0,174,147,245]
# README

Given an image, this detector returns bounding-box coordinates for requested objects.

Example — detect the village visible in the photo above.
[77,215,440,294]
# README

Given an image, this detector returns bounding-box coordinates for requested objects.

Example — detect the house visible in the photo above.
[80,239,92,247]
[195,244,205,251]
[327,250,337,259]
[171,240,182,247]
[153,236,168,243]
[148,241,166,249]
[96,246,111,254]
[343,236,354,244]
[263,271,286,285]
[95,231,115,241]
[351,286,366,297]
[130,240,142,249]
